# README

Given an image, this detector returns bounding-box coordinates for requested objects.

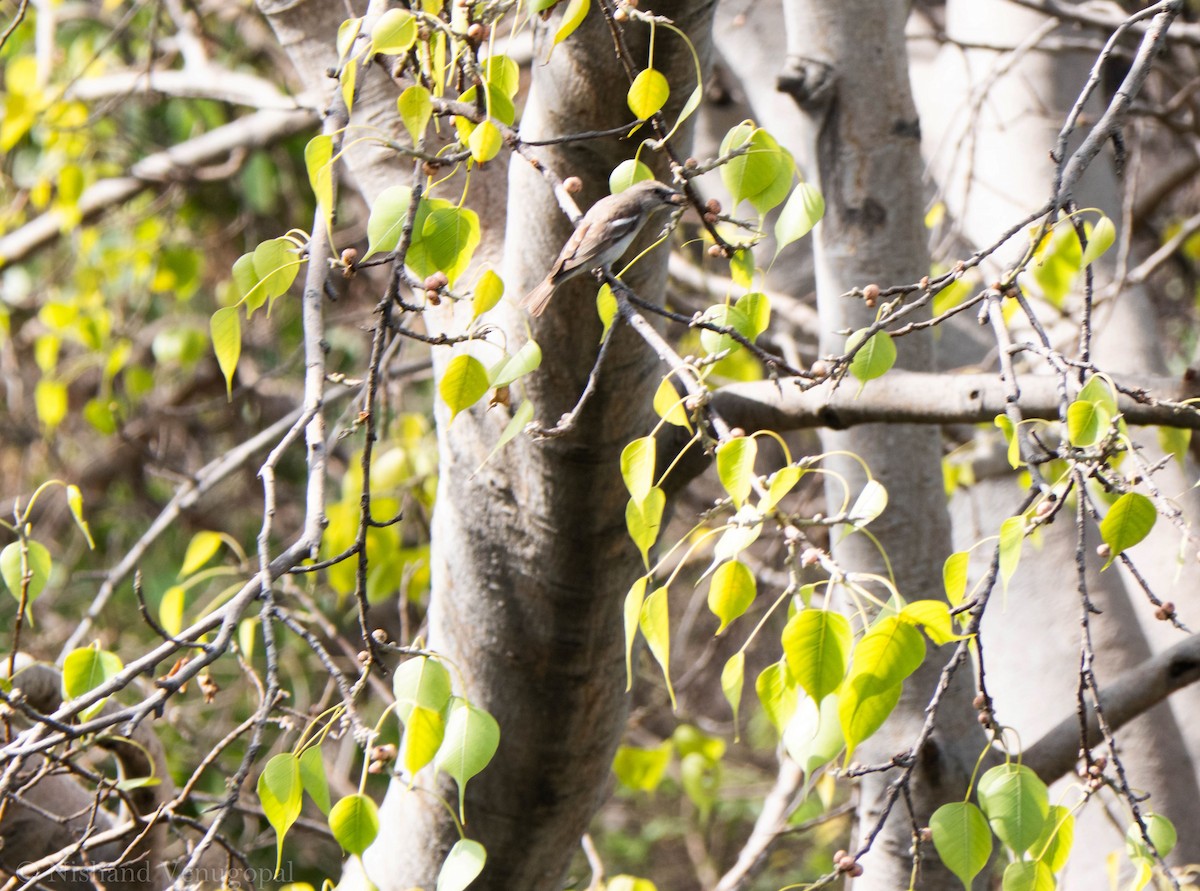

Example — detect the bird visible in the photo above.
[519,179,687,317]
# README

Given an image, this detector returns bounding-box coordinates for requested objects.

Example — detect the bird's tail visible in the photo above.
[518,277,556,317]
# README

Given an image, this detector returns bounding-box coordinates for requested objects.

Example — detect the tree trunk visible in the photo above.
[781,3,984,889]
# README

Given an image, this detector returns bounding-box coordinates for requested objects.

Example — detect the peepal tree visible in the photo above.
[2,1,1200,891]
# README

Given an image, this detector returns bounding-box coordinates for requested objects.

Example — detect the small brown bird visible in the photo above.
[519,179,687,317]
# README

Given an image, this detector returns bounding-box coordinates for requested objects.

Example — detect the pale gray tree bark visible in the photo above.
[778,3,985,890]
[917,1,1200,884]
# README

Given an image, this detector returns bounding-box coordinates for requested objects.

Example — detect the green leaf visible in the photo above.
[943,551,969,607]
[35,379,67,430]
[479,400,535,470]
[699,303,749,356]
[930,801,993,891]
[994,414,1023,468]
[553,0,590,45]
[371,8,417,54]
[999,515,1024,593]
[977,763,1049,855]
[231,252,259,307]
[399,85,433,144]
[1031,804,1074,872]
[760,466,802,513]
[624,576,649,689]
[338,16,363,60]
[627,69,669,119]
[639,586,675,708]
[62,643,123,702]
[607,876,658,891]
[468,120,503,164]
[401,704,446,775]
[299,746,331,814]
[774,182,824,254]
[1066,398,1111,447]
[180,531,224,577]
[621,436,657,502]
[1125,812,1176,860]
[735,291,771,339]
[440,355,490,420]
[1078,373,1118,415]
[781,609,851,703]
[612,742,672,792]
[847,479,888,528]
[712,511,762,563]
[848,616,925,698]
[1029,222,1082,308]
[393,655,453,723]
[421,206,481,285]
[719,122,793,212]
[610,159,654,194]
[900,600,966,646]
[782,692,844,782]
[708,560,756,634]
[364,185,413,260]
[838,679,902,762]
[490,339,542,388]
[653,377,691,430]
[256,753,303,874]
[597,283,618,342]
[626,488,665,567]
[252,238,300,302]
[1001,861,1055,891]
[159,585,185,637]
[729,249,754,287]
[1081,214,1116,267]
[435,700,501,819]
[482,55,520,98]
[471,269,504,319]
[1,539,52,603]
[847,329,896,384]
[716,436,757,508]
[329,793,379,856]
[304,135,334,230]
[755,660,798,734]
[436,838,487,891]
[721,652,745,732]
[1099,492,1155,568]
[210,306,241,398]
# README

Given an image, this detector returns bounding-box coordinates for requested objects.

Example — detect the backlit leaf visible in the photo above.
[364,185,413,260]
[257,753,302,874]
[931,801,993,891]
[782,608,851,703]
[628,69,669,119]
[707,560,756,634]
[1099,492,1155,568]
[436,839,486,891]
[440,355,490,420]
[847,329,896,384]
[640,587,675,708]
[716,435,757,508]
[329,793,379,855]
[435,699,501,819]
[0,540,51,604]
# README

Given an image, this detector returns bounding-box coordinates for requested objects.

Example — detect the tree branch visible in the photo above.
[0,107,316,269]
[1023,632,1200,783]
[710,370,1200,432]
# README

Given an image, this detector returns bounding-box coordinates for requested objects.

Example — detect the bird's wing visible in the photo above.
[551,212,642,281]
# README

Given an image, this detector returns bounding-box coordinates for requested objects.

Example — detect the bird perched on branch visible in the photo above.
[519,179,687,317]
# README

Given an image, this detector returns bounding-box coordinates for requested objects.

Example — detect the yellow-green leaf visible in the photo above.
[471,269,504,319]
[624,576,649,689]
[639,586,675,708]
[553,0,590,45]
[364,185,413,260]
[930,801,993,891]
[468,120,503,164]
[398,84,433,144]
[721,652,745,733]
[34,379,68,430]
[716,435,757,508]
[371,8,417,54]
[1081,214,1116,267]
[707,560,756,634]
[1,540,52,604]
[626,487,666,567]
[440,354,490,420]
[180,530,224,577]
[328,793,380,856]
[1099,492,1155,568]
[210,307,241,398]
[774,182,824,255]
[653,377,691,430]
[847,329,896,384]
[943,551,969,606]
[782,608,851,703]
[627,68,669,119]
[999,515,1024,593]
[257,753,303,874]
[436,838,487,891]
[610,159,655,194]
[621,436,657,502]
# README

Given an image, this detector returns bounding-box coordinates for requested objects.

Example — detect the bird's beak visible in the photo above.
[667,190,688,206]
